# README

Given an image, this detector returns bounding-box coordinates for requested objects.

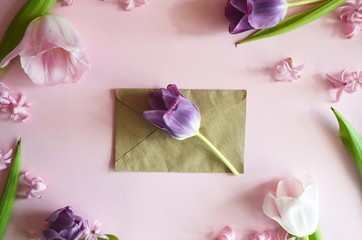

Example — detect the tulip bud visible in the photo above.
[143,84,201,140]
[263,176,319,237]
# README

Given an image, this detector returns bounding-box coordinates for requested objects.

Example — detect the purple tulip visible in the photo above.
[143,84,201,140]
[42,206,85,240]
[225,0,288,34]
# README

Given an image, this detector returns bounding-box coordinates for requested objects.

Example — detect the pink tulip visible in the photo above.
[263,176,319,238]
[0,15,90,86]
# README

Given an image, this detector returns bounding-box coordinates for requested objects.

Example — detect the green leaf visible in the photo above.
[98,234,119,240]
[236,0,347,45]
[0,140,22,238]
[331,108,362,177]
[0,0,57,72]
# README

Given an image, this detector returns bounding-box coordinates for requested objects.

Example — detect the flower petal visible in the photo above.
[142,110,168,129]
[148,89,166,110]
[166,84,184,97]
[248,0,287,29]
[216,226,236,240]
[276,177,304,198]
[161,89,178,109]
[279,199,319,237]
[20,48,89,85]
[225,2,253,34]
[163,96,200,140]
[263,193,282,221]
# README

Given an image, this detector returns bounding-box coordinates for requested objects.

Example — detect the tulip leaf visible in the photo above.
[98,235,119,240]
[236,0,347,45]
[0,140,22,238]
[0,0,57,72]
[331,108,362,177]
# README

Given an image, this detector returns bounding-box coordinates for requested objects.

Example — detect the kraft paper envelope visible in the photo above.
[114,88,247,173]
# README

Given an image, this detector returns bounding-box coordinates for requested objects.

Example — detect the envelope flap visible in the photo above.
[115,89,152,114]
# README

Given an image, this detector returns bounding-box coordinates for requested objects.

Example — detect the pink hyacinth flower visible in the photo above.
[1,93,30,121]
[121,0,150,11]
[83,219,109,240]
[0,15,90,86]
[272,58,304,82]
[216,226,236,240]
[0,91,11,105]
[58,0,73,6]
[327,69,362,102]
[253,228,295,240]
[0,148,13,171]
[336,0,362,38]
[18,172,47,199]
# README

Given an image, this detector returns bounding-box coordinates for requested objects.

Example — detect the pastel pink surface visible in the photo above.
[0,0,362,239]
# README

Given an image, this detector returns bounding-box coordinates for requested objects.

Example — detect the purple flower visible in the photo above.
[225,0,288,34]
[142,84,201,140]
[42,206,85,240]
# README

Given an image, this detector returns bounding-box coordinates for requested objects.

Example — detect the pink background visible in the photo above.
[0,0,362,239]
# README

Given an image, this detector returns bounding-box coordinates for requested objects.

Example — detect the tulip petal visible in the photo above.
[142,110,168,130]
[230,0,248,12]
[163,97,200,140]
[24,15,85,56]
[248,0,287,29]
[167,84,183,97]
[279,199,319,237]
[161,89,178,109]
[20,48,89,85]
[263,193,282,220]
[42,229,64,240]
[276,178,304,198]
[225,2,253,34]
[148,90,166,110]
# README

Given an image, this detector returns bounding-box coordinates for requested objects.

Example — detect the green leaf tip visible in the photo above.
[0,0,57,66]
[331,108,362,177]
[0,139,22,238]
[236,0,347,45]
[98,235,119,240]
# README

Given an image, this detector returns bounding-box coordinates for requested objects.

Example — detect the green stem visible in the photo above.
[314,226,323,240]
[288,0,326,7]
[302,236,310,240]
[195,132,240,175]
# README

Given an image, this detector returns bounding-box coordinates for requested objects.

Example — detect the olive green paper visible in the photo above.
[114,89,247,173]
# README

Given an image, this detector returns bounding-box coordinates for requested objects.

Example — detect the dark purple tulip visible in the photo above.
[42,206,85,240]
[225,0,288,34]
[143,84,201,140]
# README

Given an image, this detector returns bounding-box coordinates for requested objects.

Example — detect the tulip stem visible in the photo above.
[314,226,323,240]
[302,236,309,240]
[287,0,326,7]
[195,132,240,175]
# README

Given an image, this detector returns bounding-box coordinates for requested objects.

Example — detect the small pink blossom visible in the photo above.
[58,0,73,6]
[253,228,295,240]
[1,93,30,121]
[327,69,362,102]
[18,172,47,199]
[0,91,11,105]
[83,219,109,240]
[0,148,13,171]
[0,83,9,90]
[121,0,150,11]
[272,58,304,82]
[216,226,235,240]
[336,0,362,38]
